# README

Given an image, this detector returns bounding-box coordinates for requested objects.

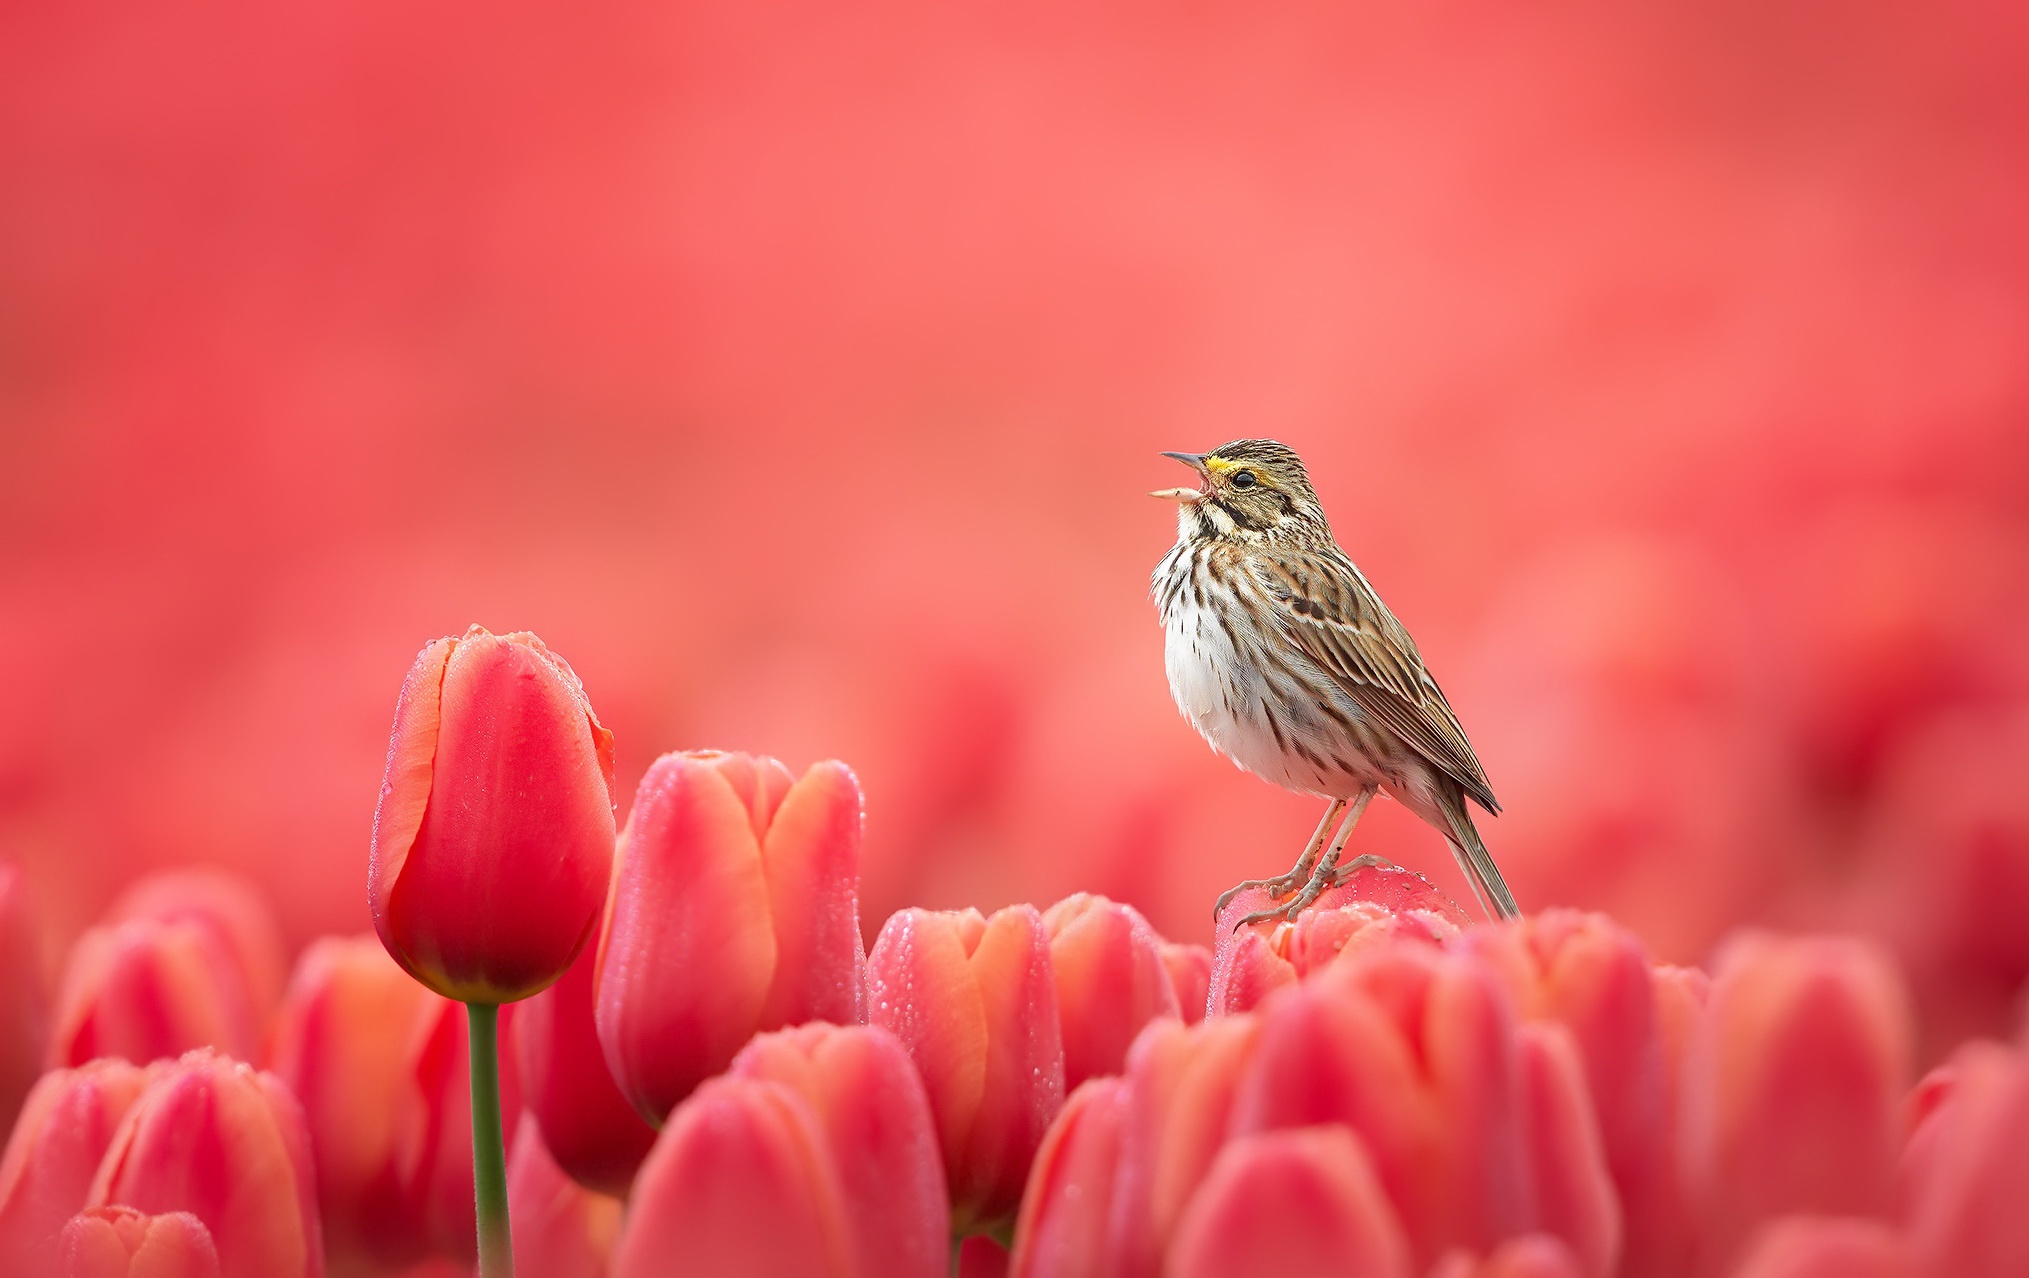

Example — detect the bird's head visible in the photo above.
[1151,439,1326,542]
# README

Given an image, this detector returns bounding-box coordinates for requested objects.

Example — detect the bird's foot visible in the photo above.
[1323,853,1394,888]
[1212,870,1311,922]
[1228,855,1396,932]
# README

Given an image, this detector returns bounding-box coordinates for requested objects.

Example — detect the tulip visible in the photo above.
[731,1023,948,1278]
[1042,894,1179,1091]
[1165,1125,1411,1278]
[370,625,617,1277]
[60,1207,220,1278]
[86,1049,322,1278]
[1679,933,1911,1271]
[518,930,656,1197]
[1902,1037,2029,1278]
[0,862,50,1132]
[1009,1078,1128,1278]
[1726,1217,1910,1278]
[596,751,864,1124]
[1428,1237,1586,1278]
[867,903,1066,1237]
[609,1076,855,1278]
[1207,862,1468,1015]
[107,869,287,1027]
[0,1059,154,1269]
[1160,942,1211,1025]
[506,1115,620,1278]
[48,918,259,1067]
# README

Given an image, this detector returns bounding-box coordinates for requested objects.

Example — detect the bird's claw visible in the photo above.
[1225,855,1397,932]
[1211,872,1307,923]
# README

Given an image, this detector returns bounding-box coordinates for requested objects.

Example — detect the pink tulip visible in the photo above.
[107,870,287,1027]
[1726,1217,1910,1278]
[730,1023,948,1278]
[1166,1125,1412,1278]
[1042,894,1180,1091]
[60,1207,220,1278]
[370,626,616,1005]
[609,1076,855,1278]
[506,1114,620,1278]
[0,863,50,1132]
[1160,942,1211,1025]
[867,903,1066,1236]
[596,751,864,1123]
[86,1049,322,1278]
[1208,861,1468,1015]
[1902,1037,2029,1278]
[401,994,528,1261]
[48,918,259,1067]
[518,928,656,1196]
[1680,933,1911,1272]
[1009,1078,1128,1278]
[1429,1237,1586,1278]
[0,1060,154,1269]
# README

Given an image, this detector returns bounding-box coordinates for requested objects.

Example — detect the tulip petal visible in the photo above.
[60,1207,220,1278]
[0,1060,154,1270]
[1729,1217,1911,1278]
[757,760,866,1027]
[1009,1077,1128,1278]
[1043,894,1179,1091]
[1167,1125,1412,1278]
[518,928,657,1196]
[506,1114,620,1278]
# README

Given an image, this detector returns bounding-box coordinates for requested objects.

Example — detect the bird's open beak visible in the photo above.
[1151,451,1208,502]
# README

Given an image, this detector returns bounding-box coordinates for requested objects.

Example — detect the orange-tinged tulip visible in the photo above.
[1160,942,1211,1025]
[1042,894,1179,1091]
[107,870,287,1026]
[609,1076,854,1278]
[1165,1125,1411,1278]
[506,1114,620,1278]
[731,1023,948,1278]
[370,626,616,1004]
[519,928,656,1196]
[867,903,1067,1237]
[596,751,864,1123]
[1680,933,1911,1271]
[49,919,259,1067]
[1902,1037,2029,1278]
[60,1207,220,1278]
[0,1060,154,1269]
[86,1049,322,1278]
[1009,1077,1128,1278]
[1727,1217,1910,1278]
[0,863,50,1132]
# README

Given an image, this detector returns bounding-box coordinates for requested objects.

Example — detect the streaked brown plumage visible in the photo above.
[1150,440,1519,926]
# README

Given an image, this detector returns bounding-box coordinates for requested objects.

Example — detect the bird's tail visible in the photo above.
[1437,783,1520,921]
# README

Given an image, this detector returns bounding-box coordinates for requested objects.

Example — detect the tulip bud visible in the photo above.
[86,1049,322,1278]
[506,1114,620,1278]
[867,904,1067,1237]
[596,751,865,1123]
[1009,1078,1129,1278]
[1042,895,1179,1091]
[60,1207,219,1278]
[1159,943,1211,1025]
[519,928,656,1196]
[731,1023,948,1278]
[0,1060,154,1269]
[1428,1237,1586,1278]
[610,1076,855,1278]
[370,626,617,1004]
[49,919,259,1067]
[1903,1037,2029,1278]
[107,870,287,1027]
[1165,1126,1411,1278]
[1680,933,1911,1269]
[0,863,50,1132]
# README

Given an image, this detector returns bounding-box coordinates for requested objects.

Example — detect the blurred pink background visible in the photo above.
[3,1,2026,1057]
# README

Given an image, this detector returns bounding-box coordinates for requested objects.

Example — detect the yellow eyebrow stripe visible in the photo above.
[1202,456,1241,476]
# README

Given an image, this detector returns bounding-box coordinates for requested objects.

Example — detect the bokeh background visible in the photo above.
[3,0,2026,1059]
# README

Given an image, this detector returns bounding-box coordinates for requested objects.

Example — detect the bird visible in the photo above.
[1149,439,1520,928]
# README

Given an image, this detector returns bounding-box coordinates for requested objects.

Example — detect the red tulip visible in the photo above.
[1903,1037,2029,1278]
[0,1060,154,1269]
[1679,933,1911,1272]
[1726,1217,1910,1278]
[107,870,287,1027]
[48,918,259,1067]
[506,1114,620,1278]
[867,903,1066,1237]
[1042,894,1179,1091]
[1207,861,1468,1016]
[518,928,656,1196]
[731,1023,948,1278]
[86,1049,322,1278]
[60,1207,220,1278]
[0,863,50,1133]
[1160,942,1211,1025]
[609,1076,855,1278]
[370,626,617,1004]
[1009,1078,1129,1278]
[1165,1125,1411,1278]
[1428,1237,1586,1278]
[596,751,864,1123]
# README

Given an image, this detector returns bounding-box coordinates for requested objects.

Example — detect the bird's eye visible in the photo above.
[1230,470,1258,490]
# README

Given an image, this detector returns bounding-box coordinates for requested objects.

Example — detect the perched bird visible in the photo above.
[1150,440,1519,927]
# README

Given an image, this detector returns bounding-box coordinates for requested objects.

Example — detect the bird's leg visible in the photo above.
[1212,797,1346,922]
[1232,787,1377,930]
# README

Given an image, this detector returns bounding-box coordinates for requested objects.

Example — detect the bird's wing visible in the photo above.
[1250,546,1501,813]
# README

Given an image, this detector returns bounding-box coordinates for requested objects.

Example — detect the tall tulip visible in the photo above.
[369,625,617,1277]
[596,751,864,1124]
[86,1049,322,1278]
[59,1208,220,1278]
[0,1060,154,1270]
[867,903,1066,1238]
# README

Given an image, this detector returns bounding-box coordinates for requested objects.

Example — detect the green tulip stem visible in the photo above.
[468,1001,515,1278]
